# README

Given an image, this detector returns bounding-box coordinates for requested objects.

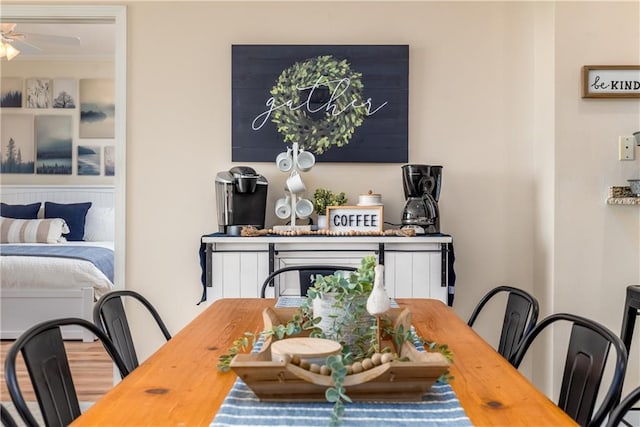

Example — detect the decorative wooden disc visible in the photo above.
[270,337,341,363]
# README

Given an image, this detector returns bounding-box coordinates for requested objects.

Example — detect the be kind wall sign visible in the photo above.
[232,45,409,163]
[582,65,640,98]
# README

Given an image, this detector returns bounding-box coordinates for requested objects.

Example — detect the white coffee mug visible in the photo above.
[295,198,314,219]
[275,196,291,219]
[286,171,306,194]
[275,149,293,172]
[296,150,315,172]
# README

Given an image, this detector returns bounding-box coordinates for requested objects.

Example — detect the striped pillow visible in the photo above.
[0,217,70,244]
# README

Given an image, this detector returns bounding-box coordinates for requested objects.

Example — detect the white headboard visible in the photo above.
[1,185,114,208]
[1,185,116,242]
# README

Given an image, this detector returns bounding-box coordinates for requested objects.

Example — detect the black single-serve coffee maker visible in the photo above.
[215,166,268,234]
[401,164,442,234]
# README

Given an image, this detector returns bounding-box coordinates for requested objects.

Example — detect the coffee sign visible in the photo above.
[582,65,640,98]
[326,206,383,233]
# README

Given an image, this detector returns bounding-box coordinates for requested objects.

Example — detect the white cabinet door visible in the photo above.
[209,243,270,302]
[384,251,446,301]
[384,243,446,302]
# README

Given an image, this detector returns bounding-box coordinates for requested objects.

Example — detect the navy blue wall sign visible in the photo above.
[232,45,409,163]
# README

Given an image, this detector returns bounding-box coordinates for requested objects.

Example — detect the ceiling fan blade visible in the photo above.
[23,32,80,46]
[6,39,42,54]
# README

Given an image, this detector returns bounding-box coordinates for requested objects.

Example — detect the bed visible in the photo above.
[1,185,116,342]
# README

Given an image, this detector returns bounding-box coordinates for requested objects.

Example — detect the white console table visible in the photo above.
[201,234,454,304]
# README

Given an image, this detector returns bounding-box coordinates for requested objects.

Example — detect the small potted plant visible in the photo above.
[301,256,375,355]
[313,188,347,229]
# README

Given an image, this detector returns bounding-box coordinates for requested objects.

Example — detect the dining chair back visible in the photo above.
[606,385,640,427]
[1,404,18,427]
[260,265,357,298]
[467,285,539,361]
[617,284,640,423]
[510,313,628,427]
[3,318,129,427]
[93,290,171,374]
[621,285,640,355]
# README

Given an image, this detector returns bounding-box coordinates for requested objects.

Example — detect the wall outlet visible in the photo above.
[619,136,635,160]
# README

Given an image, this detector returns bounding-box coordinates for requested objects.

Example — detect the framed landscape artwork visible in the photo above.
[1,114,34,174]
[53,78,78,108]
[80,79,115,138]
[232,45,409,163]
[104,145,115,176]
[1,78,23,108]
[35,115,72,175]
[26,78,52,109]
[77,145,101,175]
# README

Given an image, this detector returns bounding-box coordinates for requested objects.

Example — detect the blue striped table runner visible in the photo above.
[210,297,472,426]
[212,381,471,427]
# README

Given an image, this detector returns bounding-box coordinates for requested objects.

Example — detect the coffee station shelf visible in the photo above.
[201,234,453,244]
[606,186,640,205]
[209,163,449,304]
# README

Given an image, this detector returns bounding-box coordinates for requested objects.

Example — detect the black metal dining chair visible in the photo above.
[621,285,640,356]
[606,385,640,427]
[510,313,628,427]
[3,318,129,427]
[259,265,357,298]
[467,285,539,362]
[617,284,640,424]
[93,290,172,374]
[0,403,18,427]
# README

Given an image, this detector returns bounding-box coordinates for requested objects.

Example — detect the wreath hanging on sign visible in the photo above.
[269,55,367,155]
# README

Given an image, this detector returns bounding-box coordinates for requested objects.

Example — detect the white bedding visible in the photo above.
[0,241,114,298]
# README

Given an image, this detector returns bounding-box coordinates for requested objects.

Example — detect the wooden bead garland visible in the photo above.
[288,352,397,375]
[241,226,416,238]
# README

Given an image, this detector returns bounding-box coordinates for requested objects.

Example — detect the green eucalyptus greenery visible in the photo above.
[325,354,351,426]
[305,255,376,300]
[269,55,366,155]
[313,188,348,216]
[216,255,453,425]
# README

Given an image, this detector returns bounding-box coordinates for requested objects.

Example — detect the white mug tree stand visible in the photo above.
[273,142,315,233]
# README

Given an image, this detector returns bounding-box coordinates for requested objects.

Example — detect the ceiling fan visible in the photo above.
[1,23,81,60]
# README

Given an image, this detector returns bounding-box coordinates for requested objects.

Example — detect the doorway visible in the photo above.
[1,5,127,288]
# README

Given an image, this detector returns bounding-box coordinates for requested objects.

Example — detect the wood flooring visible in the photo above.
[0,339,113,402]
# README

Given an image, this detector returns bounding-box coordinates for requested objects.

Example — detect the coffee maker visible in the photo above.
[215,166,268,234]
[401,164,442,234]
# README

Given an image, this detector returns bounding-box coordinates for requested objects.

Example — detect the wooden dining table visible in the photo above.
[71,298,577,426]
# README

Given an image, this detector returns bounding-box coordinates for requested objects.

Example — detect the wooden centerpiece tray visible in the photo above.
[229,307,450,402]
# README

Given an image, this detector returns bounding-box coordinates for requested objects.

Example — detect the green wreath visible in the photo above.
[270,55,366,155]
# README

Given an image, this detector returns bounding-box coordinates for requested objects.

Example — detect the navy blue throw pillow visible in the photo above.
[44,201,92,241]
[0,202,41,219]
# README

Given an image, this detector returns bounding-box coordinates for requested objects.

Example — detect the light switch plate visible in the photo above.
[619,136,635,160]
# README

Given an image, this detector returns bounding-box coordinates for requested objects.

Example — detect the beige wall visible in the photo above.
[126,0,541,359]
[553,1,640,396]
[121,1,639,395]
[4,1,638,398]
